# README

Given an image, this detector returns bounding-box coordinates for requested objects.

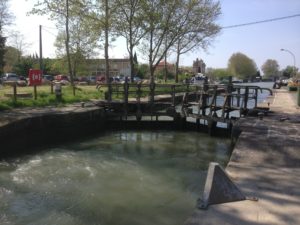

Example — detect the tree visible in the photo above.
[207,68,231,82]
[173,0,221,82]
[80,0,116,99]
[113,0,147,82]
[228,52,257,80]
[14,56,39,76]
[0,30,5,74]
[0,0,14,74]
[136,63,149,79]
[54,8,100,77]
[3,46,20,72]
[282,66,299,78]
[0,0,14,28]
[30,0,84,85]
[261,59,279,78]
[140,0,187,83]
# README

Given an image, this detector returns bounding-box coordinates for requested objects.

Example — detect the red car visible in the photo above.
[54,75,69,81]
[96,75,106,83]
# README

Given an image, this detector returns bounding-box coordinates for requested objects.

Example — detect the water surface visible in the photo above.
[0,130,231,225]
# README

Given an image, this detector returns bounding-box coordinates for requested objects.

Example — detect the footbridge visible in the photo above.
[96,79,272,134]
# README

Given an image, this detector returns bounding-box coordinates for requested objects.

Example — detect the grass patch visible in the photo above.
[0,83,194,111]
[0,85,104,111]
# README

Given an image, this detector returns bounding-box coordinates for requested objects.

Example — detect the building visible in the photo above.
[156,61,175,74]
[193,58,206,74]
[88,58,131,77]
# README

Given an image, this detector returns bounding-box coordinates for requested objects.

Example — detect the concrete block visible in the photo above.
[198,162,247,209]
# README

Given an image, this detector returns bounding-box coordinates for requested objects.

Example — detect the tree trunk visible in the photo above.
[175,41,180,83]
[65,0,74,88]
[129,18,135,83]
[129,45,135,83]
[149,28,154,84]
[164,51,168,83]
[104,0,111,101]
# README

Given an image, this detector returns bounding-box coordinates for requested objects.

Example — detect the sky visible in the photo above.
[6,0,300,73]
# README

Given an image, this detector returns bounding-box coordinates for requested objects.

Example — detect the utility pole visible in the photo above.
[39,25,43,74]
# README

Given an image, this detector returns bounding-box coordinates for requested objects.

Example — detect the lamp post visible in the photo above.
[280,48,296,77]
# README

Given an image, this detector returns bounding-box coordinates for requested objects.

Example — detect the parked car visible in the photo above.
[133,76,142,83]
[54,74,69,81]
[43,75,54,81]
[96,75,106,83]
[87,76,96,85]
[54,75,70,85]
[280,78,291,86]
[41,75,54,85]
[3,73,19,82]
[17,76,28,86]
[110,76,120,83]
[74,76,89,85]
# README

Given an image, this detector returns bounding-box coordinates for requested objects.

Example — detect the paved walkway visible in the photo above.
[184,88,300,225]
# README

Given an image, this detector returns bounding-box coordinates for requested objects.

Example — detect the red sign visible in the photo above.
[28,69,42,86]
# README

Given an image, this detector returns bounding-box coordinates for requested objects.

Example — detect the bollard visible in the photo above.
[54,83,62,101]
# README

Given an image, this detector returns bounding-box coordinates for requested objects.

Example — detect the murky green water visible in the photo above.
[0,130,231,225]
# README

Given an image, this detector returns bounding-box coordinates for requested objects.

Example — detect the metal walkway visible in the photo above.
[96,79,272,133]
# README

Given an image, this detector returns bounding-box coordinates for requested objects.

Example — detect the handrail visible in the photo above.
[260,88,273,96]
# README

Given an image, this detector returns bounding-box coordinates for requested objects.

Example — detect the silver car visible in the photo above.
[3,73,19,81]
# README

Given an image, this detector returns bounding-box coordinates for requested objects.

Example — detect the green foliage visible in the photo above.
[13,56,39,76]
[155,70,175,81]
[4,46,20,72]
[177,73,192,83]
[173,0,221,81]
[136,64,149,79]
[261,59,279,78]
[282,66,299,78]
[207,68,232,81]
[228,52,257,80]
[43,58,56,75]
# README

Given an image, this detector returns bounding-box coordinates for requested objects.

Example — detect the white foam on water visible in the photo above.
[0,130,231,225]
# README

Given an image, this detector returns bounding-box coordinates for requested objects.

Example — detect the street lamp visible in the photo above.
[280,48,296,77]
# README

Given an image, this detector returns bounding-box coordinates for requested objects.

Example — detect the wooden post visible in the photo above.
[123,78,129,119]
[149,82,155,104]
[171,85,175,107]
[202,77,209,116]
[254,88,258,108]
[237,88,241,107]
[124,78,129,104]
[209,86,218,117]
[225,76,233,119]
[136,83,142,121]
[13,83,17,102]
[50,83,54,94]
[34,85,37,100]
[244,86,249,111]
[208,119,217,136]
[149,82,155,116]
